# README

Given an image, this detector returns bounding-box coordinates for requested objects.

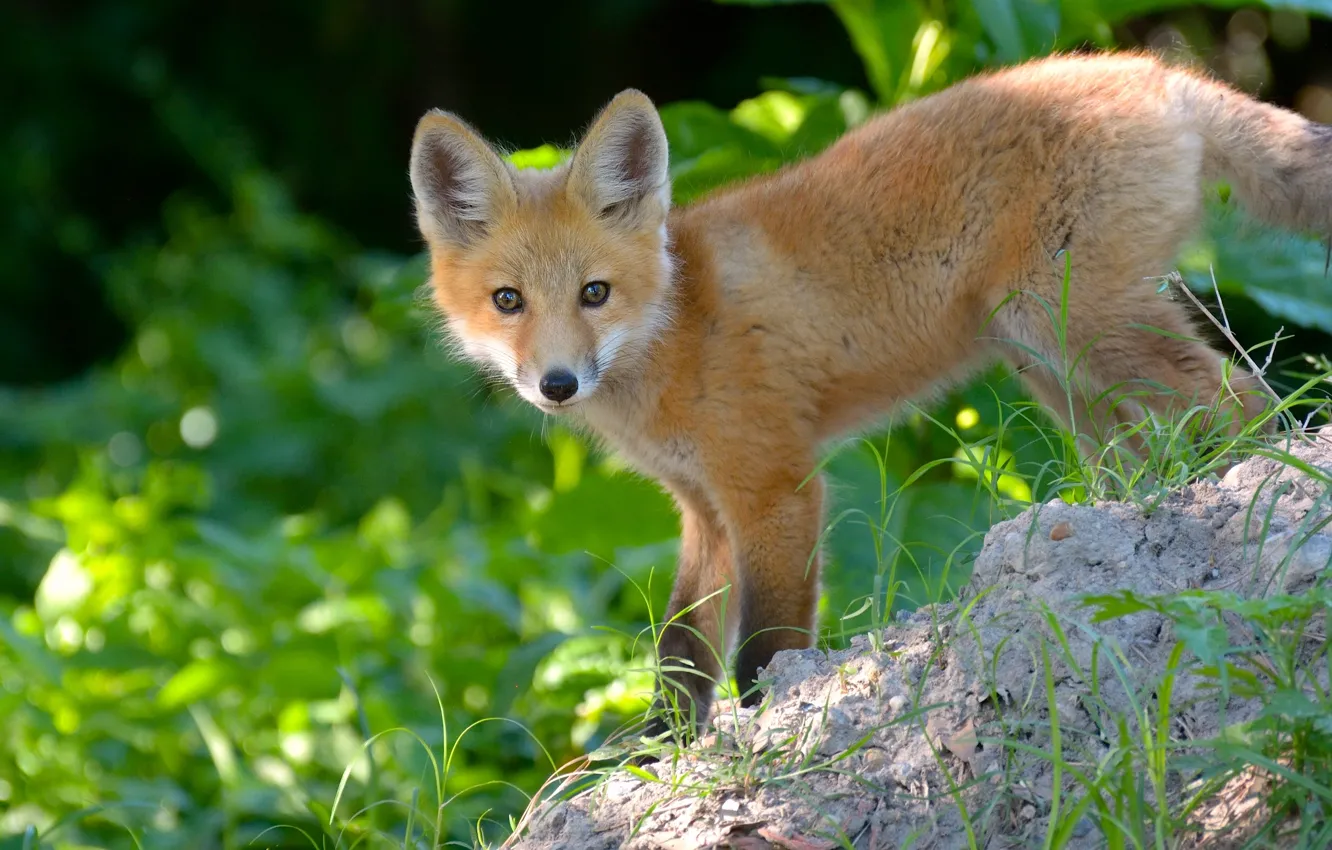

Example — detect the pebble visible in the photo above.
[892,762,913,788]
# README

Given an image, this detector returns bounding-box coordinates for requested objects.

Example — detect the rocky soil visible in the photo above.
[508,428,1332,850]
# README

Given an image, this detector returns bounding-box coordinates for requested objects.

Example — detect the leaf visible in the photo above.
[506,145,570,170]
[357,497,412,547]
[193,518,273,566]
[158,659,232,709]
[659,101,781,160]
[0,615,62,685]
[527,468,678,558]
[0,827,40,850]
[1081,589,1154,622]
[453,573,523,631]
[34,549,93,618]
[670,149,784,205]
[259,646,342,700]
[1182,202,1332,335]
[972,0,1027,62]
[657,99,791,202]
[732,91,811,145]
[1014,0,1060,55]
[623,764,660,783]
[786,94,852,154]
[1171,616,1231,666]
[1261,688,1327,721]
[827,0,924,104]
[296,595,391,635]
[758,76,848,96]
[492,632,569,715]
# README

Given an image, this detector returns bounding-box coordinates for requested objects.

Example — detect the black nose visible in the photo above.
[539,369,579,403]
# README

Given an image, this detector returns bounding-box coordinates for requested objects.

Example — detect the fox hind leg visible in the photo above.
[994,284,1272,460]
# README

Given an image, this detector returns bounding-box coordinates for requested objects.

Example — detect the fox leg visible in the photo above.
[722,468,824,709]
[647,488,736,741]
[1090,298,1275,437]
[647,460,822,739]
[995,287,1273,458]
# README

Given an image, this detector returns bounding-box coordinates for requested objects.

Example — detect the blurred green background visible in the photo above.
[4,1,1332,847]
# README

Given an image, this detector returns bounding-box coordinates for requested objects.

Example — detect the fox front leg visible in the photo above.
[727,472,824,707]
[645,490,736,744]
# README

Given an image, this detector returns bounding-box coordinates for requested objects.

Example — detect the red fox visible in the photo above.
[408,51,1312,738]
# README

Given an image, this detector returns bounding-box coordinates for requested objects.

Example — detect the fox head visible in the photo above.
[408,91,674,413]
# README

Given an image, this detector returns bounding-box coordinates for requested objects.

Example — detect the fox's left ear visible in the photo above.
[568,89,671,228]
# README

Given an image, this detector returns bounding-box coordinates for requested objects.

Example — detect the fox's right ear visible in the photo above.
[409,110,516,249]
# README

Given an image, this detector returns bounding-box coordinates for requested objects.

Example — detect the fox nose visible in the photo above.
[539,369,579,403]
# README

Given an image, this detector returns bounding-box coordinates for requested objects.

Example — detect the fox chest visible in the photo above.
[587,415,705,493]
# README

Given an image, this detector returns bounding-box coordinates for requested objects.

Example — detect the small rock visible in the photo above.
[861,747,891,779]
[1050,521,1074,541]
[976,755,1000,781]
[1055,697,1080,720]
[1072,817,1094,838]
[892,762,913,788]
[943,719,978,759]
[720,798,743,819]
[1285,534,1332,592]
[888,694,907,714]
[1020,804,1036,822]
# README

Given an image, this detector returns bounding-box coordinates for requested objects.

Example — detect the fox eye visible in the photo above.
[581,281,610,307]
[492,288,523,313]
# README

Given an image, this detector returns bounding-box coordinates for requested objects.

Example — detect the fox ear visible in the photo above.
[568,90,670,228]
[409,110,516,249]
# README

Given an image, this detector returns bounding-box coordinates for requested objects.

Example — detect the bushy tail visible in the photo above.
[1170,71,1332,236]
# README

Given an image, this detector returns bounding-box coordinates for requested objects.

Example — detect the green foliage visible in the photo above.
[1082,580,1332,842]
[4,1,1332,848]
[1183,201,1332,337]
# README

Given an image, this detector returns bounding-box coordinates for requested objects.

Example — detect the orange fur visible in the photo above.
[408,51,1322,737]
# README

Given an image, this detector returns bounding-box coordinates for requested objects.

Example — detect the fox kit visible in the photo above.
[409,52,1320,738]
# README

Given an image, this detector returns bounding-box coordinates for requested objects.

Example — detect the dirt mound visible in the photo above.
[509,428,1332,850]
